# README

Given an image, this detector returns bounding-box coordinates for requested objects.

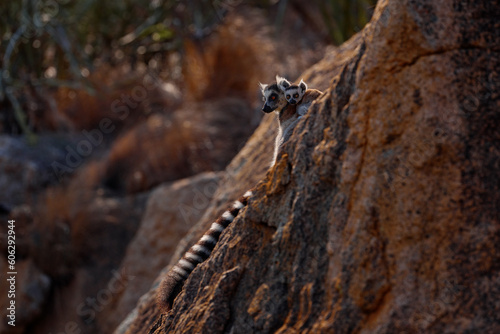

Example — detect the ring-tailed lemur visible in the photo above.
[158,76,306,311]
[261,75,305,165]
[277,77,322,117]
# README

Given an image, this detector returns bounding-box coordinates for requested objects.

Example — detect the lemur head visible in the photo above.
[284,79,308,105]
[276,75,291,92]
[260,82,287,113]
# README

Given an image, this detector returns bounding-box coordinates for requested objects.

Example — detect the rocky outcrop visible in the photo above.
[117,0,499,333]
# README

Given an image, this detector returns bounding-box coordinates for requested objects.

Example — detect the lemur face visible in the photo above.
[284,85,304,105]
[260,83,286,113]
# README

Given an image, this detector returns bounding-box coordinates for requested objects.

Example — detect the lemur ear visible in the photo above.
[276,75,291,91]
[259,82,268,94]
[299,79,308,92]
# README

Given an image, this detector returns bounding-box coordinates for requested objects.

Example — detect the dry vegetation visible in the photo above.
[53,69,182,133]
[182,15,272,103]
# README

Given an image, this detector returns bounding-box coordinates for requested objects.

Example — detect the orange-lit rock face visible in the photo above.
[120,1,499,333]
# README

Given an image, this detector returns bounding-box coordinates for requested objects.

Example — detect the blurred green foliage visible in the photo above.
[0,0,375,136]
[317,0,376,45]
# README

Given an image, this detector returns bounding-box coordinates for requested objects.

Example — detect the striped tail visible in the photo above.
[158,190,253,311]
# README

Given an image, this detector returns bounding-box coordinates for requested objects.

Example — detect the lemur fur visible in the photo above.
[158,77,303,312]
[158,190,253,311]
[261,75,304,165]
[277,77,322,116]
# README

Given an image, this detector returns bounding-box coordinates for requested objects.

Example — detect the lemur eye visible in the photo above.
[271,96,276,100]
[286,95,290,99]
[294,94,299,98]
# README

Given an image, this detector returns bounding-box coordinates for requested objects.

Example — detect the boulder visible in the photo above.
[117,0,500,333]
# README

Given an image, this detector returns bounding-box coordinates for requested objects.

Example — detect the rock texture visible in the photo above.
[119,0,499,333]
